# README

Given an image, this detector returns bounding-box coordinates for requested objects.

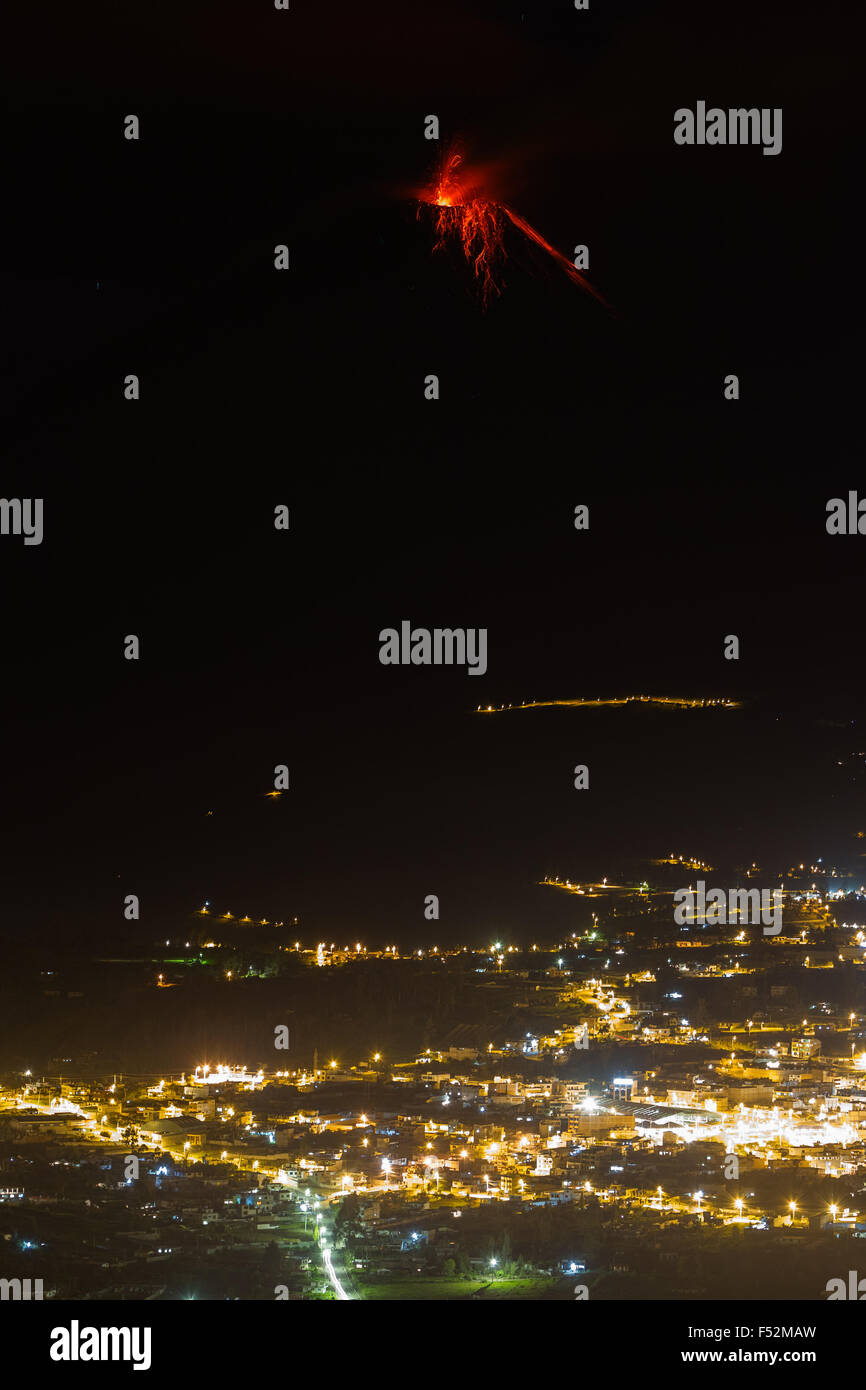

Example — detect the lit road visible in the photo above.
[478,695,741,713]
[322,1245,351,1301]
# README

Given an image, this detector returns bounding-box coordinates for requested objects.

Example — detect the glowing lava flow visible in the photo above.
[418,149,608,308]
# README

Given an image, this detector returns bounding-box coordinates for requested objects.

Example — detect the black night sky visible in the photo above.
[2,0,862,950]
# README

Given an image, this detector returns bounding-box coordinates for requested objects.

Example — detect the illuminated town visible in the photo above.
[4,858,866,1301]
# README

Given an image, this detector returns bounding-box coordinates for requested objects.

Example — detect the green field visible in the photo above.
[357,1276,563,1301]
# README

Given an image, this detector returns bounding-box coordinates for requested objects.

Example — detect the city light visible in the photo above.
[8,837,864,1303]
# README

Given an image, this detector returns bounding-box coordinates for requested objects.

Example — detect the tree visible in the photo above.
[334,1192,362,1243]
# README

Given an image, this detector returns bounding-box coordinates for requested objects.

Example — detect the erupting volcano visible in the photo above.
[417,148,609,309]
